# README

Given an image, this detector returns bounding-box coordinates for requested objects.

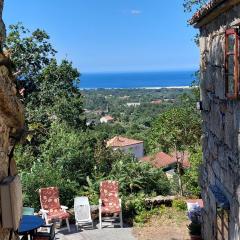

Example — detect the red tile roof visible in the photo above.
[101,115,114,121]
[141,152,175,168]
[107,136,143,147]
[140,151,190,169]
[190,0,226,25]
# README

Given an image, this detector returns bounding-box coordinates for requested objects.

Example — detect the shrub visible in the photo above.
[109,156,170,196]
[172,199,187,211]
[134,207,160,225]
[183,147,202,197]
[21,161,78,210]
[134,210,151,225]
[124,193,146,215]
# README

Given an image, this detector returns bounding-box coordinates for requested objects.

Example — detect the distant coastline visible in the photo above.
[79,70,195,89]
[80,86,191,90]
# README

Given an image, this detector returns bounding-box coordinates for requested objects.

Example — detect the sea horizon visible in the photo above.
[79,70,197,89]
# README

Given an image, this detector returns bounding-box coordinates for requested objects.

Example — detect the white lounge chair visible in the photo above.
[74,197,93,231]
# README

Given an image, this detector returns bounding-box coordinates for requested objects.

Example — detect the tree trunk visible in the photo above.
[175,148,183,196]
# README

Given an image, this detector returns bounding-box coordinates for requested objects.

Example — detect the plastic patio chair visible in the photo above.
[39,187,70,232]
[74,197,93,230]
[99,180,123,229]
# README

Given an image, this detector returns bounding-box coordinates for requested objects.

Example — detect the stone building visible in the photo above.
[0,1,24,239]
[191,0,240,239]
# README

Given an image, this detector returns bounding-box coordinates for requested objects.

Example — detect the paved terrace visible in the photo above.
[57,223,136,240]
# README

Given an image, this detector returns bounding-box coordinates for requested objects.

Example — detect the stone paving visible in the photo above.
[57,223,136,240]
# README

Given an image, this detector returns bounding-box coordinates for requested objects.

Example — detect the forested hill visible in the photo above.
[82,88,191,111]
[82,88,193,153]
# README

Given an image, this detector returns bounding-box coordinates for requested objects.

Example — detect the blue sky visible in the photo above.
[3,1,199,73]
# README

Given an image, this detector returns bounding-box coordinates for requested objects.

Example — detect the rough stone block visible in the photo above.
[214,68,226,100]
[201,66,215,92]
[201,90,211,111]
[217,145,228,171]
[224,111,235,150]
[209,34,225,67]
[209,103,224,141]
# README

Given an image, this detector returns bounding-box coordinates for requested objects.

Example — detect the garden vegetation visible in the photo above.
[9,22,202,221]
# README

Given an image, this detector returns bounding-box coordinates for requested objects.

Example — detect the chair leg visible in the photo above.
[99,208,102,229]
[45,216,49,225]
[66,218,70,232]
[120,210,123,228]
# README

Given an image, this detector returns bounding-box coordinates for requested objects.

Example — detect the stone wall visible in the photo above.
[199,3,240,240]
[0,1,24,239]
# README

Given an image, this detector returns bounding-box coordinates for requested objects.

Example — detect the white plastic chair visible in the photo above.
[74,197,93,230]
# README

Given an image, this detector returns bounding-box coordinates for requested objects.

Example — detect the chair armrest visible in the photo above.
[40,209,49,214]
[39,209,49,220]
[61,205,68,211]
[61,205,68,210]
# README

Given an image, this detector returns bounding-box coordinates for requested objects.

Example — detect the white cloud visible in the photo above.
[131,9,142,15]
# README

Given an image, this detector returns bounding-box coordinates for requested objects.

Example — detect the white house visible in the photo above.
[100,115,114,123]
[126,102,140,107]
[106,136,144,159]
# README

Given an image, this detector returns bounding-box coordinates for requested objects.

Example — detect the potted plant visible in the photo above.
[188,222,202,240]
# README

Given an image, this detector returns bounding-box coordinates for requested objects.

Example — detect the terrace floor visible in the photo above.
[56,223,136,240]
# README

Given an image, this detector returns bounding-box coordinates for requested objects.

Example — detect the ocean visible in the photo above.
[79,70,196,89]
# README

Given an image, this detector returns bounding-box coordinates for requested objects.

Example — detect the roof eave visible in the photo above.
[109,142,144,147]
[191,0,240,28]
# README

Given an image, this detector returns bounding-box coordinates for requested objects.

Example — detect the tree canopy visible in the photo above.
[183,0,208,12]
[149,105,201,153]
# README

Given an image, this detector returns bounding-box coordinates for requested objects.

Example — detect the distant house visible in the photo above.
[140,151,190,171]
[140,152,175,169]
[163,99,175,102]
[126,102,141,107]
[107,136,144,158]
[150,100,162,104]
[100,115,114,123]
